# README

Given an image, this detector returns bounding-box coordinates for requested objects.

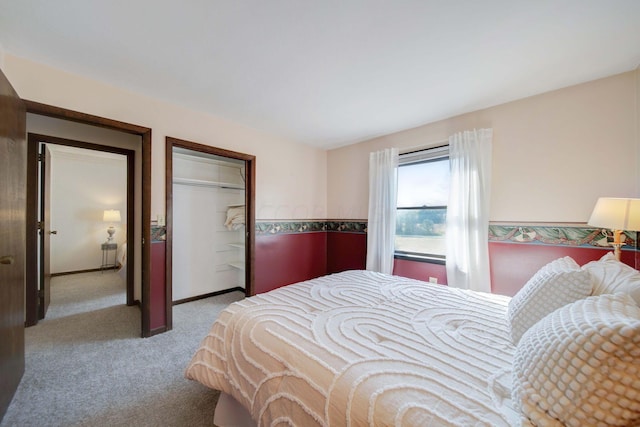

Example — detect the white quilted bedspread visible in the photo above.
[185,270,517,426]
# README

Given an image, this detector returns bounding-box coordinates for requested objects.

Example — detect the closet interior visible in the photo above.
[172,146,246,302]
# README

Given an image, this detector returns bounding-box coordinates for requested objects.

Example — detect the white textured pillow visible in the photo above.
[513,293,640,426]
[582,252,640,306]
[507,256,592,344]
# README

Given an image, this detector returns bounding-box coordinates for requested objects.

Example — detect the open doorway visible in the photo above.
[22,101,153,337]
[165,137,255,330]
[26,133,135,326]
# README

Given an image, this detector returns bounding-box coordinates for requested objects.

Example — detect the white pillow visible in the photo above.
[512,293,640,426]
[507,256,592,344]
[582,252,640,305]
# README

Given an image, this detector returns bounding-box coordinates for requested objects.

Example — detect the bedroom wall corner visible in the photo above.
[635,65,640,198]
[326,71,638,224]
[326,232,366,274]
[326,221,367,274]
[634,65,640,272]
[2,53,328,225]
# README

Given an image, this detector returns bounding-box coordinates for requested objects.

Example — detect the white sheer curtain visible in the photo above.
[446,129,493,292]
[366,148,398,274]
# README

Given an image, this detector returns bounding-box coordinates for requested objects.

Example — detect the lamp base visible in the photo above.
[611,229,624,261]
[107,226,116,242]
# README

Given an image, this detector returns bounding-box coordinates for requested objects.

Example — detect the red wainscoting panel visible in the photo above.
[326,232,367,274]
[150,241,166,332]
[255,232,327,294]
[489,242,635,297]
[251,225,640,298]
[393,258,448,285]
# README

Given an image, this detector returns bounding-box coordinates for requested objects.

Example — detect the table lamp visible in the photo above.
[588,197,640,261]
[103,209,121,242]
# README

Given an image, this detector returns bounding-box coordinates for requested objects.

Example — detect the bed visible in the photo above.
[185,258,640,426]
[116,242,127,280]
[186,270,518,425]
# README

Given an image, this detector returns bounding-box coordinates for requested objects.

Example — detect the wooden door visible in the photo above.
[0,69,26,420]
[38,144,52,319]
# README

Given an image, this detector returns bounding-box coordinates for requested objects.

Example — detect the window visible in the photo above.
[395,145,449,261]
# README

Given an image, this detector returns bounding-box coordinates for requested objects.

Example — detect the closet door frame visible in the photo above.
[165,137,255,329]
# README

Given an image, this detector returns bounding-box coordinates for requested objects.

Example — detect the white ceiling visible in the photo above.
[1,1,639,149]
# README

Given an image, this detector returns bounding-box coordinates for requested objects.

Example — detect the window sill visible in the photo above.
[394,253,445,265]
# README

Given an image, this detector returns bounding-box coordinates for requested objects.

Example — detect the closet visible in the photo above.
[170,144,251,302]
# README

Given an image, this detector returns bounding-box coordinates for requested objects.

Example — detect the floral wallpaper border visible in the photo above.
[151,225,166,242]
[150,220,368,241]
[488,224,638,248]
[325,220,368,234]
[256,221,326,235]
[153,221,637,249]
[255,220,367,235]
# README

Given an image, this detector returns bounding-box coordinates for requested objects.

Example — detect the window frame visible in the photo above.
[394,144,449,264]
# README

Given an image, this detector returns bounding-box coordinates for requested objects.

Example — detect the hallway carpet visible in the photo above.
[1,271,244,427]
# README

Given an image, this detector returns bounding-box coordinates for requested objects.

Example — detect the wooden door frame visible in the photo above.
[23,101,153,337]
[38,144,51,319]
[25,133,136,326]
[165,136,255,330]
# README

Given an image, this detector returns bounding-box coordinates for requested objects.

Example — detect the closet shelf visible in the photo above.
[229,262,245,270]
[173,177,245,190]
[228,243,245,249]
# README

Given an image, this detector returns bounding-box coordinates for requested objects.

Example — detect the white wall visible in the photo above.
[4,53,328,222]
[637,66,640,184]
[47,145,127,273]
[8,52,636,229]
[328,71,639,223]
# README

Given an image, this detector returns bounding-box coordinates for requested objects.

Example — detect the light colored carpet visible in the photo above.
[1,271,244,427]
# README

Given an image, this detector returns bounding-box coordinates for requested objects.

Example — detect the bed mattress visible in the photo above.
[185,270,518,426]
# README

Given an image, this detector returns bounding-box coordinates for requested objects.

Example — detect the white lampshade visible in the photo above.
[103,209,121,223]
[588,198,640,231]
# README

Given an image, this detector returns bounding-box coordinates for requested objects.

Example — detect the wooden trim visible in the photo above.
[25,101,153,337]
[25,139,39,327]
[140,131,151,337]
[28,133,133,156]
[51,268,115,277]
[126,148,135,306]
[26,133,136,320]
[164,139,173,330]
[169,137,256,161]
[245,156,256,296]
[171,287,245,305]
[148,325,167,337]
[165,136,256,325]
[24,100,149,135]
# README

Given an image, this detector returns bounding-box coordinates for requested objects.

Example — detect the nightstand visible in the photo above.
[101,242,118,272]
